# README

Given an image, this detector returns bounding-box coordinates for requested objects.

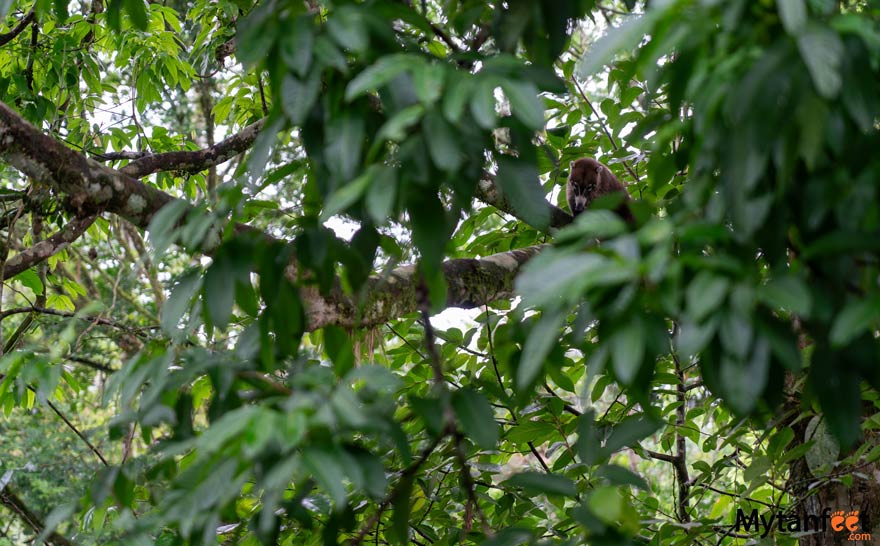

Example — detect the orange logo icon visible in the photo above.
[830,510,860,533]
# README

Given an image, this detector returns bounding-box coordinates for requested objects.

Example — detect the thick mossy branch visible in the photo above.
[0,101,179,229]
[299,245,547,331]
[0,100,549,326]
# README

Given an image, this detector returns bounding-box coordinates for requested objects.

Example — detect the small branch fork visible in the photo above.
[416,279,493,538]
[0,484,76,546]
[644,334,691,523]
[350,277,497,544]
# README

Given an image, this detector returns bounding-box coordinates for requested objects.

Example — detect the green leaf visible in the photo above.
[604,414,658,453]
[35,504,76,546]
[148,199,189,256]
[408,192,449,270]
[517,310,565,390]
[326,112,365,182]
[235,4,277,67]
[676,317,717,360]
[829,298,880,347]
[757,275,811,317]
[324,326,355,376]
[124,0,148,30]
[53,0,69,22]
[505,471,577,497]
[743,455,771,484]
[47,293,75,312]
[345,54,414,101]
[482,528,533,546]
[321,167,373,221]
[314,35,348,72]
[500,79,545,130]
[804,416,840,475]
[517,251,606,308]
[303,447,348,509]
[610,318,644,385]
[576,410,604,465]
[452,388,499,450]
[577,13,656,78]
[161,271,200,335]
[588,487,623,524]
[442,72,473,123]
[375,104,424,142]
[366,166,397,224]
[280,15,314,77]
[196,406,258,454]
[470,78,497,129]
[281,70,321,125]
[719,339,770,414]
[797,24,844,99]
[13,269,43,295]
[422,111,462,172]
[204,254,235,330]
[686,271,729,322]
[389,473,413,545]
[778,0,807,34]
[767,427,795,463]
[555,210,627,242]
[327,6,368,53]
[496,156,550,230]
[409,396,445,437]
[412,62,444,105]
[507,420,556,445]
[595,465,649,490]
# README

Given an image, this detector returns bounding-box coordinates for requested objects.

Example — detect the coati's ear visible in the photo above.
[569,161,576,169]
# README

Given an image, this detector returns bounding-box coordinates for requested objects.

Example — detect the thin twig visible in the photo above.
[453,430,493,537]
[571,77,641,185]
[671,327,691,522]
[348,431,449,545]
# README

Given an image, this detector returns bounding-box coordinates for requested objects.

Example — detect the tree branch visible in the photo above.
[2,215,96,279]
[348,430,449,545]
[0,100,548,329]
[300,244,547,331]
[476,173,573,230]
[0,100,268,253]
[215,37,236,63]
[119,119,265,179]
[0,9,35,47]
[0,484,75,546]
[0,305,150,335]
[0,101,178,229]
[91,150,150,161]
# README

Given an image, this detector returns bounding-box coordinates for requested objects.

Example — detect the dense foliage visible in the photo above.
[0,0,878,545]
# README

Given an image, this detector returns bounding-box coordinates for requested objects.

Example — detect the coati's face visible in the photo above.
[567,158,604,215]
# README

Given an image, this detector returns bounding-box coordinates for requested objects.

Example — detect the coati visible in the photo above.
[566,158,633,223]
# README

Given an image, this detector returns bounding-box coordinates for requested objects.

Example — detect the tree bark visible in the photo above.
[785,397,880,546]
[299,244,547,330]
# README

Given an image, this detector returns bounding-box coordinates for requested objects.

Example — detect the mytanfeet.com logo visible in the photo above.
[734,507,872,542]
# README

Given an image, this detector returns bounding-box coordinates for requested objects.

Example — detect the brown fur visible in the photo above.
[566,158,633,222]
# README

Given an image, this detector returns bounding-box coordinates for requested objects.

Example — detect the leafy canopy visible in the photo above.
[0,0,878,545]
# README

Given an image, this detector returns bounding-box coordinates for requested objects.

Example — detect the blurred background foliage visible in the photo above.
[0,0,878,545]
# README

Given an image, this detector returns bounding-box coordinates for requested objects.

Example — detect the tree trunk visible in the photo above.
[787,410,880,546]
